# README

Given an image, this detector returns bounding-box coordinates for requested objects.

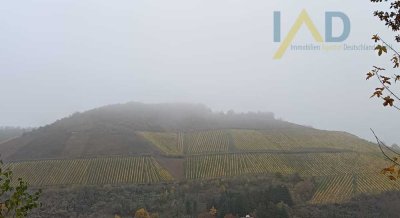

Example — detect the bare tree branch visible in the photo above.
[375,70,400,102]
[371,128,400,167]
[379,36,400,59]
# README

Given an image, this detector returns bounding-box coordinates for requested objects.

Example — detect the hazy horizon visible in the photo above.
[1,0,399,144]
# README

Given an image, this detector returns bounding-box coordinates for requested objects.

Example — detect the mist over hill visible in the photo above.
[0,102,374,162]
[50,102,282,131]
[0,127,32,143]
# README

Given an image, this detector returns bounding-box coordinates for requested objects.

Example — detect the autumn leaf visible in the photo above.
[366,72,375,80]
[381,76,392,85]
[392,56,400,68]
[395,75,400,82]
[375,45,387,56]
[372,34,380,42]
[371,87,384,98]
[383,96,395,107]
[371,90,383,98]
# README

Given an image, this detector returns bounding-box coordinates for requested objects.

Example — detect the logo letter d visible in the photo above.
[325,12,350,42]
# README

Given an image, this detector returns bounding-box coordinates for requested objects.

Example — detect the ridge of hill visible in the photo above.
[0,127,31,145]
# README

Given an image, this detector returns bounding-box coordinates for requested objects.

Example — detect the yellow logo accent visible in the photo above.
[274,10,323,59]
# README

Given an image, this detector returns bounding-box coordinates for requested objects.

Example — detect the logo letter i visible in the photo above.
[274,11,281,42]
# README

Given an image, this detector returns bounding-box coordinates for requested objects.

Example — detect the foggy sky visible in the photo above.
[1,0,399,144]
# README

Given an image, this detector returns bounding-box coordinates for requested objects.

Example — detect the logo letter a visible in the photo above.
[273,10,323,59]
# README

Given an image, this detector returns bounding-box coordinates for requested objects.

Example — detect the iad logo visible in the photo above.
[273,10,350,59]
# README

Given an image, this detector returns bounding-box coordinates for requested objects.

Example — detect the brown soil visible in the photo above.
[156,156,185,180]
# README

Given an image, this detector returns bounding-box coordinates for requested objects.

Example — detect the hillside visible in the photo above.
[0,102,392,204]
[0,102,377,161]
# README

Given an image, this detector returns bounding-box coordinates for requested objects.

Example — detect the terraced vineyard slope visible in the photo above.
[138,132,182,156]
[184,151,398,204]
[184,130,231,154]
[230,129,378,153]
[184,153,386,180]
[5,156,173,186]
[310,173,400,204]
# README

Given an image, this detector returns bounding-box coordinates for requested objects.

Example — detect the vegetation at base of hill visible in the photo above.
[28,174,299,218]
[0,160,41,218]
[25,173,400,218]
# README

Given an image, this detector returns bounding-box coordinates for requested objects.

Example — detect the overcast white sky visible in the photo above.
[0,0,399,144]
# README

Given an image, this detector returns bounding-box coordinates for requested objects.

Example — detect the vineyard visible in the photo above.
[137,129,378,156]
[2,149,396,205]
[184,152,387,180]
[184,152,400,204]
[229,129,379,153]
[184,153,294,179]
[284,153,386,176]
[138,130,230,155]
[310,173,400,204]
[229,129,283,151]
[310,175,355,204]
[1,128,392,205]
[184,130,230,154]
[138,132,182,155]
[4,156,173,186]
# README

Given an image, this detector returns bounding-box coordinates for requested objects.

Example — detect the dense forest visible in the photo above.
[27,173,400,218]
